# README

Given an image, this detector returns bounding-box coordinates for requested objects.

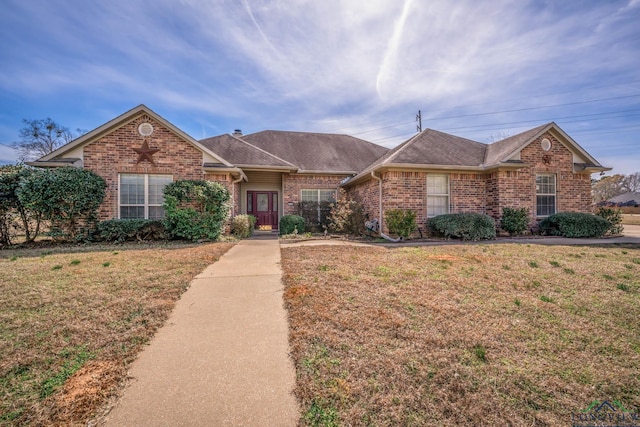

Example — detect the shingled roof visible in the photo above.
[345,122,609,186]
[240,130,389,173]
[199,133,295,169]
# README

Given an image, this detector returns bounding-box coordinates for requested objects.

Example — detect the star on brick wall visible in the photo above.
[132,141,159,165]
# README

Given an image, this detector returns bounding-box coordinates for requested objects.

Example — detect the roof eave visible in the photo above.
[26,159,83,168]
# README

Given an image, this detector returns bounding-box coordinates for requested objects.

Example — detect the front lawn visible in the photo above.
[0,242,233,425]
[282,243,640,426]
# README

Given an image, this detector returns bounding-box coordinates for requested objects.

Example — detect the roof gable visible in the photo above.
[36,104,233,167]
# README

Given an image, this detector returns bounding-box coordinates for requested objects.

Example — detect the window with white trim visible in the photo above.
[427,174,449,217]
[119,174,173,219]
[536,174,556,217]
[301,189,335,221]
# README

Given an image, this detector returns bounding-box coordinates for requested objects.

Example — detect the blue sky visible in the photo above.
[1,0,639,175]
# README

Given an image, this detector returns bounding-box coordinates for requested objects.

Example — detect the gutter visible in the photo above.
[370,171,383,232]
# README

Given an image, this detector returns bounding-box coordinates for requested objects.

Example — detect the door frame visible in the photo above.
[247,190,279,230]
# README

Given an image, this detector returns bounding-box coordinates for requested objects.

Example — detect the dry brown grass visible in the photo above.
[282,243,640,426]
[622,214,640,225]
[0,241,233,426]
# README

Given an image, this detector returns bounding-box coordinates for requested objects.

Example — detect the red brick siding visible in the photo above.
[83,113,230,220]
[450,173,488,215]
[347,176,380,222]
[282,174,347,215]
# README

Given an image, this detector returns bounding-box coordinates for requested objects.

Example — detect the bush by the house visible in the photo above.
[16,167,106,241]
[96,219,166,242]
[501,207,530,236]
[1,165,43,245]
[163,180,230,241]
[539,212,611,238]
[280,214,305,235]
[231,214,256,238]
[429,213,496,241]
[328,188,366,235]
[297,201,331,232]
[595,207,624,236]
[385,209,417,239]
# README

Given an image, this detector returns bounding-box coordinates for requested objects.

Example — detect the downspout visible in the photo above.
[370,171,383,232]
[231,171,246,217]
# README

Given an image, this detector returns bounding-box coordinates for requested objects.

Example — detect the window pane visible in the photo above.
[318,190,335,202]
[301,190,318,202]
[536,175,555,194]
[272,193,278,212]
[120,175,144,204]
[537,195,556,216]
[148,175,172,205]
[257,193,269,211]
[427,175,448,195]
[148,206,165,220]
[428,195,449,217]
[247,193,253,213]
[120,206,145,219]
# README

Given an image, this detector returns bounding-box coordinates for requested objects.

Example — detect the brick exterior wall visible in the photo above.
[83,113,232,220]
[343,131,594,234]
[282,174,347,215]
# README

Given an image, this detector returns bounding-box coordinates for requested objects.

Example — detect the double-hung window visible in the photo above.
[536,174,556,217]
[427,175,449,217]
[119,174,173,219]
[301,189,335,222]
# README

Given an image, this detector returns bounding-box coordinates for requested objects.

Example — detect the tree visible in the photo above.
[12,118,81,161]
[592,174,626,203]
[0,164,43,245]
[622,172,640,193]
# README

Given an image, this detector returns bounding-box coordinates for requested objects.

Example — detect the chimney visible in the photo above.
[232,129,243,136]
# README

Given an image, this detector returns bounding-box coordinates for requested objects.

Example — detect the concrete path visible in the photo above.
[103,239,298,427]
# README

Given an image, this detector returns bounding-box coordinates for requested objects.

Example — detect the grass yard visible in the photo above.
[282,243,640,426]
[622,214,640,225]
[0,241,233,426]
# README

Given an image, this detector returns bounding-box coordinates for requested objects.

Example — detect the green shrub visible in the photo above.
[385,209,417,239]
[280,215,305,235]
[16,167,106,241]
[595,207,624,236]
[501,207,529,236]
[96,219,166,242]
[297,201,332,231]
[231,214,256,238]
[328,188,365,234]
[1,164,43,245]
[162,180,230,241]
[429,213,496,240]
[539,212,611,238]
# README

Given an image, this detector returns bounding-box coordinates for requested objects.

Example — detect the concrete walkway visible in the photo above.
[103,239,298,427]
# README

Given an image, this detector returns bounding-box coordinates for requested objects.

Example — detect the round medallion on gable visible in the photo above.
[541,138,552,151]
[138,122,154,137]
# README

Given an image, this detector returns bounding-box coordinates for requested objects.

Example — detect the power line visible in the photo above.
[427,94,640,121]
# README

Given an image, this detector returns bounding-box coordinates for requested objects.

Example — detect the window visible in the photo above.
[119,174,172,219]
[536,174,556,217]
[301,189,335,222]
[427,175,449,217]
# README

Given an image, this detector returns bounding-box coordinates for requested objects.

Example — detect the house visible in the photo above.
[29,104,610,233]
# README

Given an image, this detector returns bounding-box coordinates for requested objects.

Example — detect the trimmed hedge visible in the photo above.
[280,215,305,235]
[539,212,611,238]
[96,219,166,242]
[429,213,496,241]
[501,207,529,236]
[231,214,256,238]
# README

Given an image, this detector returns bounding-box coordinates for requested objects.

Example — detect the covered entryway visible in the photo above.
[247,191,279,230]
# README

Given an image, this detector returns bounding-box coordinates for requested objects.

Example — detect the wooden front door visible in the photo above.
[247,191,279,230]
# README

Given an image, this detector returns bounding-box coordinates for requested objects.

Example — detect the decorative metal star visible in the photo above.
[132,140,160,165]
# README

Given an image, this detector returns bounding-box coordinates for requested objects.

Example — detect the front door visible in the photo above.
[247,191,279,230]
